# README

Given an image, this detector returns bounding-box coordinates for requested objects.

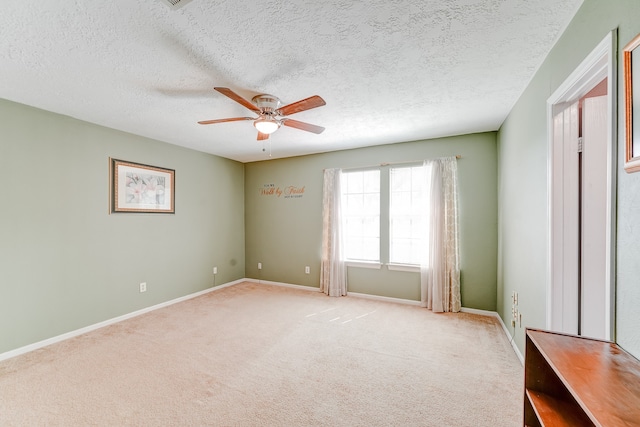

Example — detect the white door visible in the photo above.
[580,95,608,339]
[551,102,580,335]
[550,95,609,340]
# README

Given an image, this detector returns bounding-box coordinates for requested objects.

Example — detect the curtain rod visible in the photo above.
[379,155,461,167]
[327,155,461,171]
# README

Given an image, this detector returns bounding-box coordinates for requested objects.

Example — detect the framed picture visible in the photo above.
[624,33,640,173]
[111,158,175,213]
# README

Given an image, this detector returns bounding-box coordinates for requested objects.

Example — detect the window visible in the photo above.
[389,165,429,265]
[340,164,432,268]
[342,169,380,262]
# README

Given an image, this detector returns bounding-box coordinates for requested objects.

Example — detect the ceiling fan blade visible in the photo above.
[198,117,254,125]
[257,132,270,141]
[282,119,325,134]
[278,95,326,116]
[214,87,261,113]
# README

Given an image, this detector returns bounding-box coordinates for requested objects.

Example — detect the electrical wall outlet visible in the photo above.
[139,282,147,293]
[305,266,310,274]
[519,313,523,328]
[213,267,217,275]
[258,262,262,270]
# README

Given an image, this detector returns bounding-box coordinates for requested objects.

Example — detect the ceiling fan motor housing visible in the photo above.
[252,94,281,115]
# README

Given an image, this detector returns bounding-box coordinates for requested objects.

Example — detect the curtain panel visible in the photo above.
[320,168,347,296]
[420,157,461,312]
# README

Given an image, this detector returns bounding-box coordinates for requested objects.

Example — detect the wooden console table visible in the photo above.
[524,328,640,426]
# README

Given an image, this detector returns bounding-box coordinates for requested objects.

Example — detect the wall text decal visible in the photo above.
[260,183,305,199]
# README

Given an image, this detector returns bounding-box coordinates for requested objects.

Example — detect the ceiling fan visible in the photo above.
[198,87,326,140]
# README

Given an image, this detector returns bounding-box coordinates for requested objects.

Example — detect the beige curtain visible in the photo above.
[420,157,461,312]
[320,169,347,296]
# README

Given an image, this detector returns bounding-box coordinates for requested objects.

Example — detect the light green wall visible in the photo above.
[245,133,498,310]
[0,99,245,354]
[498,0,640,358]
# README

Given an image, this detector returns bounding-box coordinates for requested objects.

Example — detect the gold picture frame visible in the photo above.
[111,158,175,213]
[623,33,640,173]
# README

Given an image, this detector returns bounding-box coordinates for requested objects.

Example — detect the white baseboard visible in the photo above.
[0,279,244,362]
[347,291,423,306]
[247,278,321,292]
[249,278,423,306]
[460,307,524,364]
[460,307,495,316]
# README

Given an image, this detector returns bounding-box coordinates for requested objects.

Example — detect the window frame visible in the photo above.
[341,168,381,264]
[340,162,428,270]
[388,164,428,266]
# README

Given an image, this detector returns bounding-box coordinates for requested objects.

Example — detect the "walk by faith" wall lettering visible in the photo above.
[260,183,305,199]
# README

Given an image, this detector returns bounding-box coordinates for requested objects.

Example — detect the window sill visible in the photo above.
[344,262,422,272]
[346,261,382,269]
[387,263,421,273]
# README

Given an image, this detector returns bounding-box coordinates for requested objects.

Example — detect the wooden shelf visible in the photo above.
[523,329,640,426]
[526,389,592,426]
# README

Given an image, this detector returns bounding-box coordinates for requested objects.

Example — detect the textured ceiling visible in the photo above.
[0,0,583,163]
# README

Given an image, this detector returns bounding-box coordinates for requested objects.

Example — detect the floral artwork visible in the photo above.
[125,173,166,205]
[111,159,174,213]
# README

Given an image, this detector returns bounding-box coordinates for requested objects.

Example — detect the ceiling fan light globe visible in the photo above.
[253,119,280,135]
[254,119,280,134]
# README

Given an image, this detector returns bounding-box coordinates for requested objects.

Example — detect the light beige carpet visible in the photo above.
[0,282,523,426]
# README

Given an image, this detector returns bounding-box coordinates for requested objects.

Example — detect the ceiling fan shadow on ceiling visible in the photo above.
[198,87,326,140]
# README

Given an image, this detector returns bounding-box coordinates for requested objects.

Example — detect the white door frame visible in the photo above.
[546,31,617,340]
